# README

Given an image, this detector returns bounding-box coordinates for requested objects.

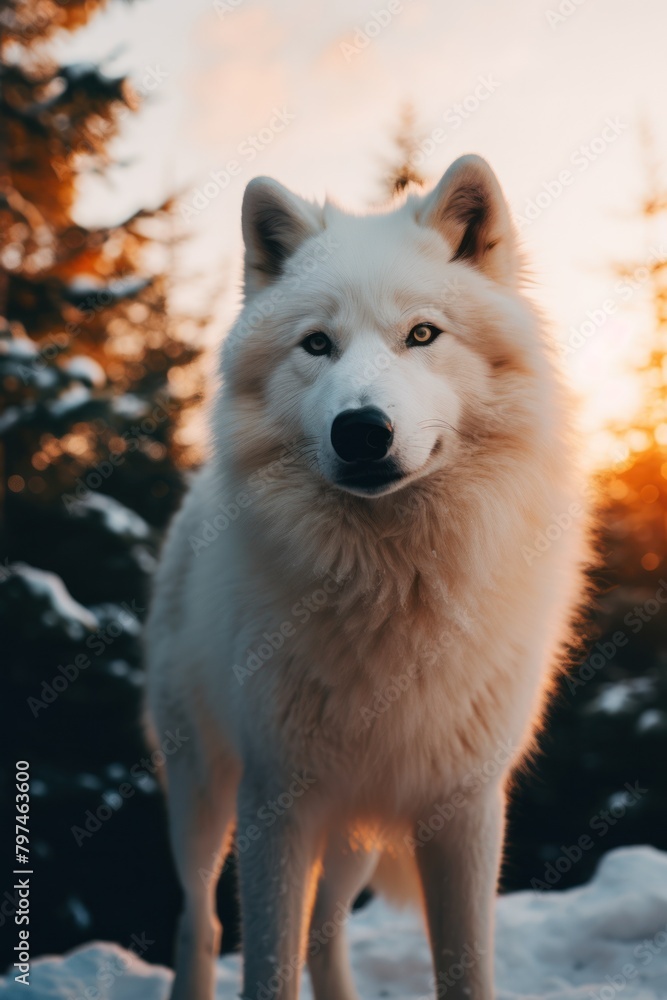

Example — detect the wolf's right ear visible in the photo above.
[241,177,323,297]
[419,155,519,286]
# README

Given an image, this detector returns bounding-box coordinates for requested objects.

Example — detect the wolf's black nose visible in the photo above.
[331,407,394,463]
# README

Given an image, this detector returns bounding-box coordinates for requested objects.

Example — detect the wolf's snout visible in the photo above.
[330,407,394,463]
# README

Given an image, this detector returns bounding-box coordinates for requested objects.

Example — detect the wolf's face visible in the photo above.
[225,156,539,498]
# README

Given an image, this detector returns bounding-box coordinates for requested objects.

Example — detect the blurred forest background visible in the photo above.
[2,0,667,971]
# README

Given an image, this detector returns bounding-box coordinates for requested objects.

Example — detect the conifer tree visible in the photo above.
[0,0,208,965]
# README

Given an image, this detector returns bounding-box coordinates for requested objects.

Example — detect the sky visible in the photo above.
[54,0,667,462]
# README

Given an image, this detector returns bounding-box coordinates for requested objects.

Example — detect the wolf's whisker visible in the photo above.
[418,419,477,442]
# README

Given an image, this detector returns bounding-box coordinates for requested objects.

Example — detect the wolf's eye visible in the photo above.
[302,332,332,356]
[407,323,441,347]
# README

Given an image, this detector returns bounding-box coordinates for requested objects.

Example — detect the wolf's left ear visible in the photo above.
[241,177,323,296]
[419,155,518,286]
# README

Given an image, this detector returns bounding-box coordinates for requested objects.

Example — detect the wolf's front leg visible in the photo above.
[414,786,504,1000]
[237,771,323,1000]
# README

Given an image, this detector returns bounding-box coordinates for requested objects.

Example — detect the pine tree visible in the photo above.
[0,0,209,965]
[505,135,667,895]
[612,130,667,453]
[0,5,203,539]
[603,131,667,584]
[378,102,428,200]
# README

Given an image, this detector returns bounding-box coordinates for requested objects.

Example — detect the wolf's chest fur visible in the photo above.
[251,527,530,813]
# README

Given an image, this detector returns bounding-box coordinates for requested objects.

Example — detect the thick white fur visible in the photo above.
[144,155,588,1000]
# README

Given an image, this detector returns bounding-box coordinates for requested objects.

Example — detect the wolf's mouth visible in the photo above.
[334,458,406,496]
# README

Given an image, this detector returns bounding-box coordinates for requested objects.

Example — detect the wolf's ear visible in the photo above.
[241,177,322,296]
[419,155,518,285]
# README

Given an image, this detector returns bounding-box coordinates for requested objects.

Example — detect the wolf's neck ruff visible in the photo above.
[224,439,556,647]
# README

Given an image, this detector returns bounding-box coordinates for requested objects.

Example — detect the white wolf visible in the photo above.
[144,155,588,1000]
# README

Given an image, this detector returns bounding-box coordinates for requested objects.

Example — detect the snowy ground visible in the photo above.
[3,846,667,999]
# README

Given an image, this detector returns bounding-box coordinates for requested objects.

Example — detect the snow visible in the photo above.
[3,846,667,998]
[0,337,37,358]
[0,405,25,434]
[64,276,152,306]
[66,492,151,541]
[0,944,172,1000]
[637,708,667,734]
[8,563,98,638]
[586,678,657,716]
[48,385,91,417]
[62,355,107,388]
[111,393,150,419]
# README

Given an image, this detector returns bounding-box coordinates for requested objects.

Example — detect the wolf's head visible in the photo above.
[221,156,556,501]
